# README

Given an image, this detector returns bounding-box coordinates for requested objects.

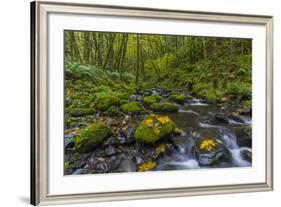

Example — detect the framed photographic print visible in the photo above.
[30,0,273,205]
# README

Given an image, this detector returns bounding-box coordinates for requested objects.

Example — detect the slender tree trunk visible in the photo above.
[147,36,160,80]
[83,32,90,64]
[223,38,233,87]
[70,32,83,64]
[135,35,140,84]
[212,38,219,88]
[120,34,128,80]
[102,34,116,70]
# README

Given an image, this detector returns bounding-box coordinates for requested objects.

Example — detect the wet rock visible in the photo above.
[193,136,230,166]
[236,126,252,148]
[171,135,195,156]
[110,156,122,170]
[240,148,252,162]
[144,147,159,159]
[105,145,118,156]
[202,112,229,125]
[130,94,143,102]
[119,127,135,144]
[228,114,245,124]
[95,162,111,173]
[103,136,119,146]
[134,156,144,165]
[143,91,153,96]
[65,133,75,148]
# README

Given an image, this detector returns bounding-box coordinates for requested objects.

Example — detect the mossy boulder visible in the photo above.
[135,114,176,143]
[143,95,162,105]
[95,96,119,111]
[74,122,111,153]
[67,108,95,117]
[115,92,130,100]
[121,102,142,114]
[170,94,186,104]
[107,105,120,115]
[150,102,179,113]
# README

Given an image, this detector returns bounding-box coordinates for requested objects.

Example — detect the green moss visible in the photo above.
[170,94,186,104]
[115,92,130,100]
[135,114,176,143]
[121,102,142,114]
[67,108,95,117]
[242,125,252,136]
[150,102,179,113]
[143,95,162,105]
[205,91,220,104]
[64,161,72,170]
[95,96,119,111]
[107,105,119,115]
[74,122,112,153]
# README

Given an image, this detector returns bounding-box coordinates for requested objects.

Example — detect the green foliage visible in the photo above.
[95,96,119,111]
[64,161,72,170]
[64,31,252,112]
[120,102,142,114]
[65,61,101,80]
[143,95,162,105]
[150,102,179,113]
[240,100,252,113]
[135,114,176,143]
[74,122,112,153]
[226,82,251,100]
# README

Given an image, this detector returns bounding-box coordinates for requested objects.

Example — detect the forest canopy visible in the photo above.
[64,31,252,110]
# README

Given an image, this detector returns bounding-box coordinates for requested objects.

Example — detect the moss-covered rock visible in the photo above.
[241,125,252,137]
[74,122,111,153]
[95,96,119,111]
[170,94,186,104]
[121,102,142,114]
[115,92,130,100]
[107,105,120,115]
[67,108,95,117]
[135,114,176,143]
[150,102,179,113]
[143,95,162,105]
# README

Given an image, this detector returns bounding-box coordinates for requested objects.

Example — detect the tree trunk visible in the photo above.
[135,35,140,84]
[102,34,116,70]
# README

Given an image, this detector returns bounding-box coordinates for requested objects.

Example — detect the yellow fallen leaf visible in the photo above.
[199,139,217,151]
[138,161,156,172]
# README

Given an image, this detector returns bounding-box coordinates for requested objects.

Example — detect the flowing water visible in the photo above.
[157,100,252,170]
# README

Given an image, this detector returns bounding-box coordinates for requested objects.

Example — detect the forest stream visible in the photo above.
[64,87,252,175]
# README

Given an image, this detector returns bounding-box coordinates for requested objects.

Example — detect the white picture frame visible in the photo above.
[30,0,273,205]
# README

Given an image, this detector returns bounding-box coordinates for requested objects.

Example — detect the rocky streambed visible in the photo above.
[64,86,252,175]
